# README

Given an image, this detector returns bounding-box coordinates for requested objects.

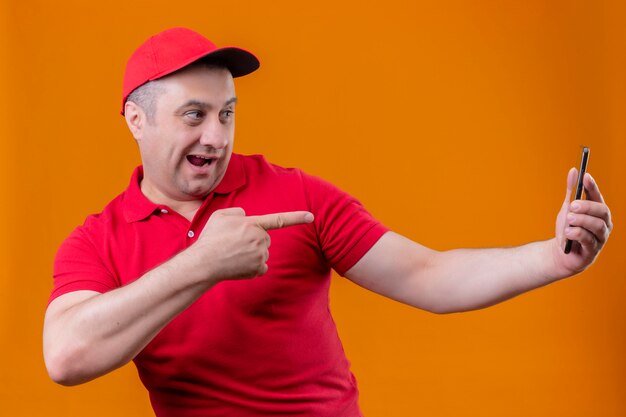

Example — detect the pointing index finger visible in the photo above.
[250,211,315,231]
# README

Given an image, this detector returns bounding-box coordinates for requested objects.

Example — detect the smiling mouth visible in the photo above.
[186,155,216,167]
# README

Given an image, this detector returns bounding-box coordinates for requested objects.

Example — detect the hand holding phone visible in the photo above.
[564,146,590,254]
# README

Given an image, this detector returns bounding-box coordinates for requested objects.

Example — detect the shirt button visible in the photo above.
[187,230,195,238]
[160,209,169,214]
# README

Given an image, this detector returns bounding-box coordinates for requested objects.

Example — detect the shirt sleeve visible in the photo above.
[49,224,118,304]
[302,173,389,276]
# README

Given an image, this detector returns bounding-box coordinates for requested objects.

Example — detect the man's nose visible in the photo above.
[199,121,228,149]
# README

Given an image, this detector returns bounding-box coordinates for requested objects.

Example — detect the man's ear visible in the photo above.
[124,101,146,141]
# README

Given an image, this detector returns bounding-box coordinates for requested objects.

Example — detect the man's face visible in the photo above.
[133,65,237,203]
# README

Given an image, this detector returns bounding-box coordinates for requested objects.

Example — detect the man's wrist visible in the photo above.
[540,238,572,282]
[168,246,221,291]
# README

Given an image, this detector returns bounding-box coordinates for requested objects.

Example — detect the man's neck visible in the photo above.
[140,180,203,222]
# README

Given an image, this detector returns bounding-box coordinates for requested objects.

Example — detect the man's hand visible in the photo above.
[551,168,613,278]
[190,208,314,281]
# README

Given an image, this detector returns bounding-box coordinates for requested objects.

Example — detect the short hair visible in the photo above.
[125,59,230,121]
[125,80,165,121]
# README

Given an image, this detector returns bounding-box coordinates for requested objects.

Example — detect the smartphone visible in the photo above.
[564,146,590,254]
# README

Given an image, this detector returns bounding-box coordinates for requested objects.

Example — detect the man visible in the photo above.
[43,27,612,417]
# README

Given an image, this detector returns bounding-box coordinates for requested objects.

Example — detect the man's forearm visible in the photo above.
[416,239,561,313]
[43,249,215,386]
[346,232,566,314]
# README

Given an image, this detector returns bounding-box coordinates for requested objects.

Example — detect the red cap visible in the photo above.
[121,27,260,114]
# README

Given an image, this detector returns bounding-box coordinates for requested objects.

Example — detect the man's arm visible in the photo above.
[344,169,612,314]
[43,208,313,386]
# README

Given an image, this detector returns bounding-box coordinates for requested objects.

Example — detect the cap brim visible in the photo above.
[147,46,260,82]
[203,47,260,77]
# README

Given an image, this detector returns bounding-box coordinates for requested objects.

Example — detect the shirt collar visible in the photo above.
[122,153,247,223]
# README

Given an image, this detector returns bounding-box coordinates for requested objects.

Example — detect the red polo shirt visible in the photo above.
[52,154,388,417]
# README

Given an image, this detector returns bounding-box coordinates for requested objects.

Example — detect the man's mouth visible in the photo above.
[186,155,215,167]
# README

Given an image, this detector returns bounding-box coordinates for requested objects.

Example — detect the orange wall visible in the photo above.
[1,1,625,416]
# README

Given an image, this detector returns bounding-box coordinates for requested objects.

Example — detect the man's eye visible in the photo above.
[221,110,234,119]
[184,111,203,120]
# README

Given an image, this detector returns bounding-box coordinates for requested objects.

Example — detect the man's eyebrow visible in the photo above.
[176,97,238,112]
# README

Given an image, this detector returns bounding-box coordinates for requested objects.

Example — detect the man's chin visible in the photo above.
[181,187,212,200]
[177,167,226,199]
[178,180,216,200]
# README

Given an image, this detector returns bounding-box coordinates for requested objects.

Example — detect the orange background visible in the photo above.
[1,1,625,416]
